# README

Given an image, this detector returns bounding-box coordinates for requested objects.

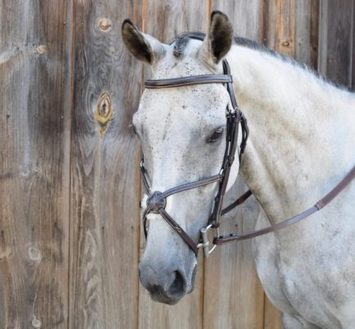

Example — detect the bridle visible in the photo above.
[141,54,248,256]
[139,33,355,257]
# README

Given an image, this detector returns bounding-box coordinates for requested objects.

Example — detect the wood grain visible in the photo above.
[295,0,319,69]
[203,179,265,329]
[0,1,71,328]
[264,0,297,56]
[264,295,283,329]
[318,0,354,87]
[1,1,354,328]
[142,0,210,42]
[211,0,264,41]
[69,1,142,328]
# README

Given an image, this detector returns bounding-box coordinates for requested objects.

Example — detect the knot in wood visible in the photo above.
[28,246,41,262]
[32,315,42,328]
[97,18,112,32]
[35,45,47,55]
[95,92,113,131]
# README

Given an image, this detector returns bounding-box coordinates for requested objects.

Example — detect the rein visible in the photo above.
[139,33,355,257]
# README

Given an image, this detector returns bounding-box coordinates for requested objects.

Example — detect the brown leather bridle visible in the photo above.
[139,33,355,257]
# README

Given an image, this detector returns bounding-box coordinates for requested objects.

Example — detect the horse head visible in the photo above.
[122,11,239,304]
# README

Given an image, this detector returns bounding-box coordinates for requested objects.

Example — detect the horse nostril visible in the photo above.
[168,270,186,297]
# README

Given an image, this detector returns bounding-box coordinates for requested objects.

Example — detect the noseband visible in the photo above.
[140,33,249,256]
[139,33,355,257]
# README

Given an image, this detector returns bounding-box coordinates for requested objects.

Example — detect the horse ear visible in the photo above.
[199,11,233,65]
[121,19,165,64]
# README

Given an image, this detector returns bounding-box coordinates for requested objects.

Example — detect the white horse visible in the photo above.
[122,11,355,329]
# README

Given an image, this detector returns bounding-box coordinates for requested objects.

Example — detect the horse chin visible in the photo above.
[149,290,184,305]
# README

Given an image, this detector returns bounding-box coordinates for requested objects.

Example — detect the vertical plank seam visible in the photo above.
[259,0,265,43]
[262,0,269,45]
[349,0,354,87]
[205,8,213,329]
[311,0,320,70]
[202,2,211,327]
[262,292,266,329]
[137,1,146,329]
[317,0,327,75]
[65,0,75,328]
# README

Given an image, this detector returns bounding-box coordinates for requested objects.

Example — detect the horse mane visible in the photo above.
[233,36,316,77]
[171,32,348,90]
[173,36,190,58]
[233,36,351,90]
[172,31,304,68]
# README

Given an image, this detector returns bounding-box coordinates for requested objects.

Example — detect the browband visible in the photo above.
[145,74,233,89]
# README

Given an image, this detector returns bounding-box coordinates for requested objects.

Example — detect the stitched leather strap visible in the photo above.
[159,208,199,255]
[221,190,252,215]
[141,162,223,255]
[160,174,222,199]
[214,164,355,244]
[145,74,233,89]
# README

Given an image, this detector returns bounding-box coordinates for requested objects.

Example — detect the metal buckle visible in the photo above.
[197,224,218,257]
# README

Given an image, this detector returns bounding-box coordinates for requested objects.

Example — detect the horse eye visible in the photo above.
[206,127,224,143]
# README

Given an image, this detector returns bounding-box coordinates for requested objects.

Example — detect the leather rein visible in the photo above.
[140,33,355,257]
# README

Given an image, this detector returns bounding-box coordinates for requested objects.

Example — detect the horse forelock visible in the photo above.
[173,36,190,59]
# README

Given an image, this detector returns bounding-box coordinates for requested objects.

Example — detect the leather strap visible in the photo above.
[141,161,223,255]
[160,174,222,199]
[315,165,355,209]
[159,208,199,255]
[214,164,355,244]
[145,74,233,89]
[221,190,252,215]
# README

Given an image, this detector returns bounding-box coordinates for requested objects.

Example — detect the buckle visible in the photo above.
[197,224,218,257]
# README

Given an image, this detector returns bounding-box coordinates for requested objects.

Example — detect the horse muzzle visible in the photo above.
[139,262,195,304]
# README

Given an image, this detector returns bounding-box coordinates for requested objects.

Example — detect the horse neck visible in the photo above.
[227,45,355,222]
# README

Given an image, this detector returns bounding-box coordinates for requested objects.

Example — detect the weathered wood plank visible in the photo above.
[264,295,283,329]
[0,0,71,328]
[295,0,319,69]
[138,2,209,328]
[211,0,264,41]
[69,1,142,328]
[318,0,354,87]
[142,0,210,42]
[264,0,297,57]
[202,179,265,329]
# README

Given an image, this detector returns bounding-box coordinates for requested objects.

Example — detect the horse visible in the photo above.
[121,11,355,329]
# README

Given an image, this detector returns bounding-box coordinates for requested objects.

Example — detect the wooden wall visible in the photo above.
[0,0,354,328]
